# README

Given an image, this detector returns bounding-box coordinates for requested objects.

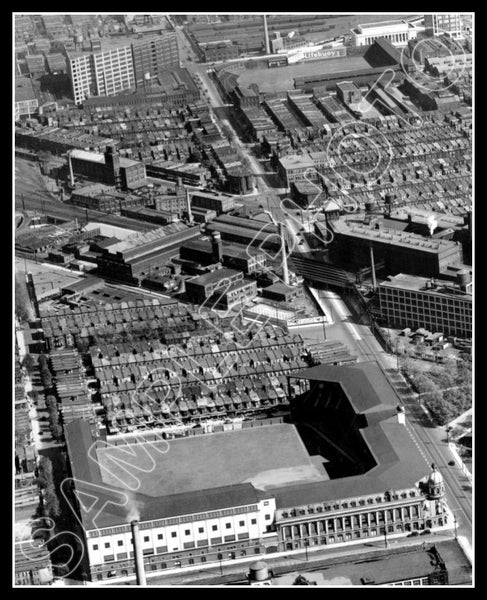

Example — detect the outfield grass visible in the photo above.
[97,423,326,496]
[238,55,371,93]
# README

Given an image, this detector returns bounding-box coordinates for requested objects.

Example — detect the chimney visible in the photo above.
[185,189,193,224]
[278,222,289,285]
[211,231,223,263]
[369,241,377,290]
[67,151,75,187]
[263,15,270,54]
[130,520,147,586]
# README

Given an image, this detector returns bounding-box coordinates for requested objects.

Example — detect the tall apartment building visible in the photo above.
[132,33,179,87]
[425,14,464,40]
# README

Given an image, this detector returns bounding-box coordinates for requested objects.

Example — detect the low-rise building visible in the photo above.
[15,541,54,586]
[262,283,304,303]
[278,155,316,188]
[185,267,244,303]
[15,76,38,121]
[351,19,419,47]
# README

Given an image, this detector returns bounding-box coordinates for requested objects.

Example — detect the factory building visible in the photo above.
[67,39,136,105]
[69,146,147,191]
[96,223,201,284]
[328,218,464,278]
[180,238,267,274]
[378,272,472,338]
[185,267,256,307]
[64,362,451,582]
[131,32,180,88]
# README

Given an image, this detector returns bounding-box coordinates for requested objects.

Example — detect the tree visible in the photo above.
[37,456,53,490]
[15,278,32,321]
[22,354,36,372]
[40,368,53,390]
[37,456,60,518]
[38,353,49,371]
[46,396,61,440]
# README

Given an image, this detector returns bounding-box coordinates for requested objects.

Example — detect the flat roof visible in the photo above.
[380,273,472,299]
[278,362,429,507]
[186,267,241,286]
[70,149,142,168]
[15,76,37,103]
[331,219,459,253]
[271,541,469,585]
[279,155,315,170]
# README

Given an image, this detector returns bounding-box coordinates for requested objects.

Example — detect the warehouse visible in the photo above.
[96,223,201,283]
[328,218,464,277]
[70,147,147,191]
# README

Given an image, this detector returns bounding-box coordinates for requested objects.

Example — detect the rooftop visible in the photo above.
[15,76,37,103]
[187,267,241,286]
[108,222,190,254]
[270,541,469,585]
[331,219,460,253]
[70,149,141,168]
[380,273,472,299]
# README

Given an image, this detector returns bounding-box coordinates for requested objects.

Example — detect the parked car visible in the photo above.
[420,529,431,536]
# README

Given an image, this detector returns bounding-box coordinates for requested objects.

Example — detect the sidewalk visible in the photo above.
[307,287,334,324]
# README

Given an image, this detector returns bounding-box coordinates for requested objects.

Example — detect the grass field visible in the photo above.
[238,55,371,93]
[97,423,327,496]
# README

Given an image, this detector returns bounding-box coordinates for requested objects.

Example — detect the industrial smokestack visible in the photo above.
[278,222,289,285]
[426,215,438,237]
[131,520,147,586]
[369,241,377,291]
[263,15,270,54]
[211,231,223,263]
[186,189,193,224]
[67,151,75,187]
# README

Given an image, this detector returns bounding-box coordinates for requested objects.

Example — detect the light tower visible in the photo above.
[262,210,289,285]
[263,15,270,54]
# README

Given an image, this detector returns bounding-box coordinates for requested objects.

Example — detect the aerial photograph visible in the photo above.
[13,12,473,587]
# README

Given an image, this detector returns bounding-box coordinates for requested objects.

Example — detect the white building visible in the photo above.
[425,14,464,40]
[351,19,418,47]
[67,42,135,105]
[86,494,276,581]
